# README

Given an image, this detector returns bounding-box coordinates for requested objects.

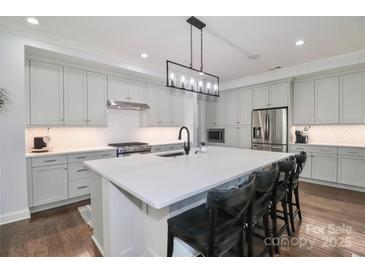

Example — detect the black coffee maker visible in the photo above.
[295,130,308,144]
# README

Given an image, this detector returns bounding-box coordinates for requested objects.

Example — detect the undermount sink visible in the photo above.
[157,152,186,157]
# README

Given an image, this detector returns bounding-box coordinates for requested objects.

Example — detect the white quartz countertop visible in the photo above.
[289,143,365,148]
[149,141,184,146]
[84,146,292,209]
[26,146,116,158]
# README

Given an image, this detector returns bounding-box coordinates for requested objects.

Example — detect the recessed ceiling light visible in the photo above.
[295,40,304,46]
[27,17,39,25]
[141,53,148,58]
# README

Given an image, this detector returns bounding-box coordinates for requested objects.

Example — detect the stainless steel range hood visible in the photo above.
[107,100,150,111]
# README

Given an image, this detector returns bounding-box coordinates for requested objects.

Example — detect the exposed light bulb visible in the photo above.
[199,72,204,76]
[180,76,186,89]
[141,53,148,58]
[213,84,218,91]
[295,40,304,46]
[169,72,175,86]
[198,81,203,87]
[170,72,175,79]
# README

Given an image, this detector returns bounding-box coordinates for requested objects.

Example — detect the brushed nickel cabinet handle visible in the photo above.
[76,156,87,159]
[77,186,87,189]
[44,159,57,163]
[76,169,88,172]
[101,153,110,157]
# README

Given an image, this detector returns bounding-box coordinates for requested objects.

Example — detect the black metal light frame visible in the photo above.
[166,16,220,97]
[166,60,220,97]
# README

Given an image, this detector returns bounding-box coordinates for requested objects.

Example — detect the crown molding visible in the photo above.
[221,49,365,90]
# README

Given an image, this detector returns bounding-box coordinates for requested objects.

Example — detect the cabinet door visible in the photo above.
[206,101,217,127]
[159,86,172,125]
[64,67,87,125]
[238,126,251,148]
[311,153,337,182]
[25,59,31,125]
[338,155,365,187]
[225,91,239,126]
[315,77,339,124]
[225,127,238,147]
[340,73,365,123]
[293,80,315,124]
[300,155,312,178]
[145,84,161,126]
[238,88,252,125]
[30,60,64,125]
[269,83,289,108]
[107,76,129,102]
[171,90,184,126]
[32,164,68,206]
[252,86,269,109]
[129,80,146,104]
[87,72,107,126]
[216,96,226,126]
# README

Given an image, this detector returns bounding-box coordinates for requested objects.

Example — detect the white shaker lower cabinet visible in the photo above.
[300,155,312,178]
[338,155,365,188]
[32,164,68,206]
[311,153,338,182]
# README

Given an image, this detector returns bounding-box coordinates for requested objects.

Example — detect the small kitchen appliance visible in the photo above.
[32,136,50,152]
[295,130,309,144]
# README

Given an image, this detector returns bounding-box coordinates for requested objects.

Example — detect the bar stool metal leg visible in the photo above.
[167,231,174,257]
[294,187,302,220]
[263,213,273,257]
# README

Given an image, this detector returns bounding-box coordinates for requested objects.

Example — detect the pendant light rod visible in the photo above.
[200,29,203,72]
[190,23,193,68]
[187,16,206,71]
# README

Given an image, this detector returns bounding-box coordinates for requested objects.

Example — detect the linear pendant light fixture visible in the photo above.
[166,16,220,97]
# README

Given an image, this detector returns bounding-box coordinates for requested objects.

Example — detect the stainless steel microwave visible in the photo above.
[207,128,225,143]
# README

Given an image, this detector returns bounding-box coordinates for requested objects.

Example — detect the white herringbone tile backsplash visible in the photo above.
[291,125,365,145]
[25,110,185,150]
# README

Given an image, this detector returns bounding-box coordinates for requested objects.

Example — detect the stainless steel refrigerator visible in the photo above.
[251,107,288,152]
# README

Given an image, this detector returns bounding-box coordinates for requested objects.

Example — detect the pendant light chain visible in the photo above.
[200,29,203,72]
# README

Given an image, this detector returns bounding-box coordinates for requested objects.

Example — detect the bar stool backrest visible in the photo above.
[207,173,256,220]
[294,152,308,179]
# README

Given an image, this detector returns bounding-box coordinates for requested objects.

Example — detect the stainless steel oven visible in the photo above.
[207,128,225,143]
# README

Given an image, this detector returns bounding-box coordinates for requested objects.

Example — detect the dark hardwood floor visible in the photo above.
[0,182,364,257]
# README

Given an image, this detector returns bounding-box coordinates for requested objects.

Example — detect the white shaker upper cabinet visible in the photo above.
[238,88,253,125]
[225,90,239,126]
[145,84,171,126]
[170,90,185,126]
[293,80,315,125]
[314,77,339,124]
[64,67,87,126]
[129,80,146,104]
[269,83,289,108]
[30,60,64,125]
[107,76,129,102]
[253,86,269,109]
[340,72,365,124]
[87,72,107,126]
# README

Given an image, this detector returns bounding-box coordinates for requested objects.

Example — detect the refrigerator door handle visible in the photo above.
[264,112,269,140]
[267,112,270,140]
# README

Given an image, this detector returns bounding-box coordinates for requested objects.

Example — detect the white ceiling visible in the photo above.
[2,16,365,81]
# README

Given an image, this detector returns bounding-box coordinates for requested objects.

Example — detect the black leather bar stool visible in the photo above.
[167,174,256,257]
[251,167,278,257]
[288,152,307,233]
[270,157,296,254]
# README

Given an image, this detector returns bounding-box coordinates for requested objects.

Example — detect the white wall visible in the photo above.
[0,32,29,224]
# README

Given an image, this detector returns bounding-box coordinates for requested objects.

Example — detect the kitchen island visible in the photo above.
[84,146,292,257]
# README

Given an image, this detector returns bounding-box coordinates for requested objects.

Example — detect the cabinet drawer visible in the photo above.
[67,152,95,163]
[69,178,90,198]
[68,162,90,180]
[311,146,338,154]
[32,155,67,167]
[338,147,365,157]
[95,150,116,159]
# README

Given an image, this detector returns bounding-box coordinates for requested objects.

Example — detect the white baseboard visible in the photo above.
[30,195,90,213]
[91,235,104,256]
[0,208,30,225]
[301,178,365,193]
